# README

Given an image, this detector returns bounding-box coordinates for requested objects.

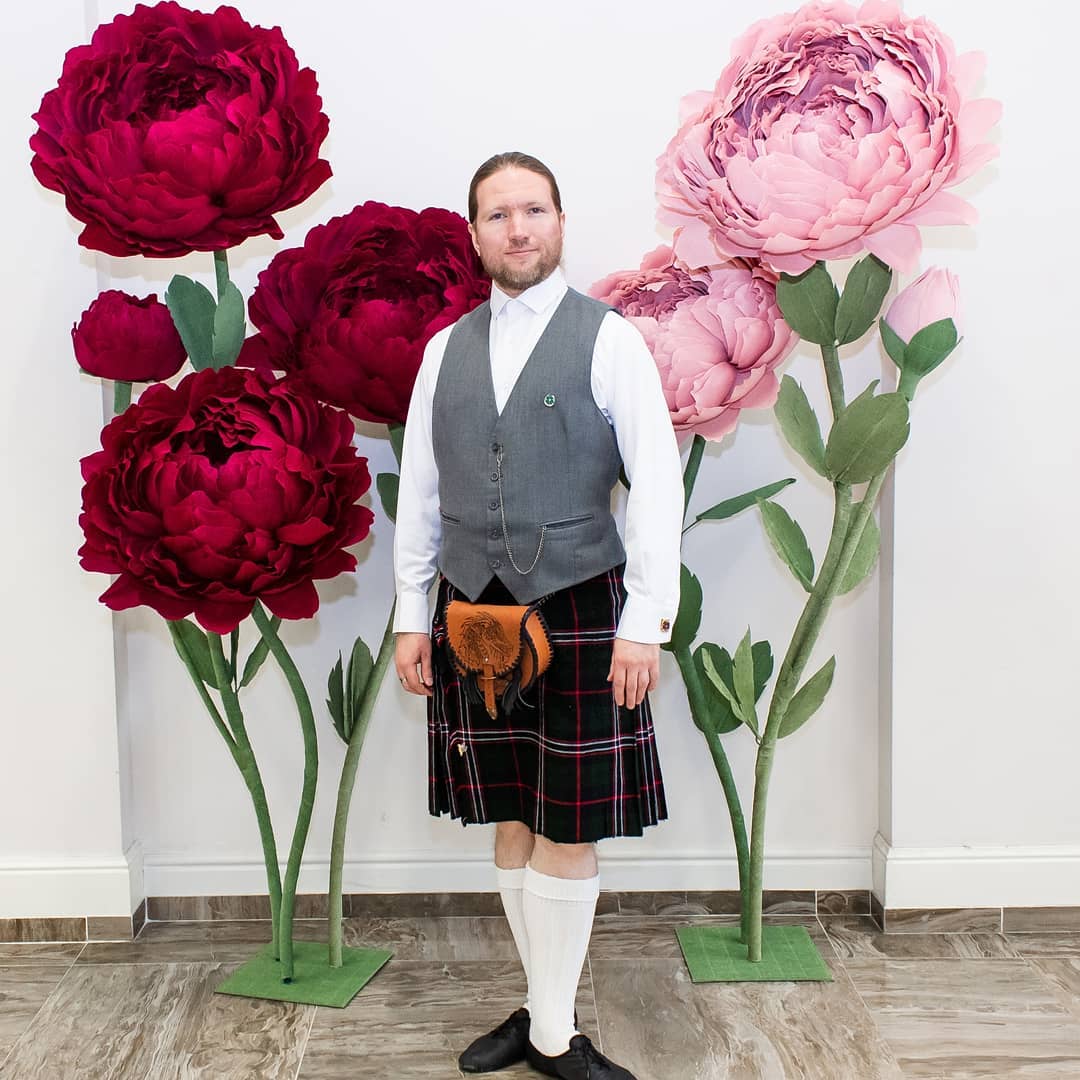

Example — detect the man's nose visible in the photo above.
[508,211,531,238]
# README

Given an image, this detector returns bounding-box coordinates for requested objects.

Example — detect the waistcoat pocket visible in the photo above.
[540,513,594,530]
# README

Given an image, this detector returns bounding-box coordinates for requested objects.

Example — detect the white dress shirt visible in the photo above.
[392,267,683,643]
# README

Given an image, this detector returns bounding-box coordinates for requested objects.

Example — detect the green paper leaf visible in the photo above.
[211,281,246,369]
[834,256,892,345]
[879,318,907,368]
[388,422,405,467]
[346,636,375,735]
[776,262,839,346]
[228,628,239,686]
[239,615,280,688]
[758,500,815,591]
[663,564,703,654]
[824,392,910,484]
[751,640,775,701]
[837,510,881,595]
[903,318,959,378]
[849,380,880,408]
[732,630,759,738]
[774,377,826,477]
[692,477,796,525]
[173,619,219,689]
[376,472,399,523]
[698,644,744,727]
[693,644,742,734]
[779,656,836,737]
[327,654,346,742]
[165,274,216,371]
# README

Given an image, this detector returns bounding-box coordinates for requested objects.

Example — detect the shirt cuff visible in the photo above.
[393,587,434,634]
[615,595,675,645]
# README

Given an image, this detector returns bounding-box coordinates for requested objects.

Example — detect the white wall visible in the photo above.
[876,0,1080,905]
[4,0,1074,914]
[0,0,138,917]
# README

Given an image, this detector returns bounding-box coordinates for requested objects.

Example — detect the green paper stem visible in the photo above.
[197,627,283,959]
[682,434,706,516]
[250,602,319,984]
[328,600,397,967]
[113,381,132,415]
[674,646,750,944]
[821,343,845,419]
[213,249,230,301]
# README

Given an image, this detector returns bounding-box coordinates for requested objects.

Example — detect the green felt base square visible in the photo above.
[675,924,833,983]
[214,940,392,1007]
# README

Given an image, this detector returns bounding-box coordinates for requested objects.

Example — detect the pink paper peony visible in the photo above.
[884,267,961,342]
[656,1,1000,275]
[72,290,187,382]
[591,245,796,441]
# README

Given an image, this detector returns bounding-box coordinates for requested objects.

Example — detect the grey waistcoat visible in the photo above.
[431,287,625,602]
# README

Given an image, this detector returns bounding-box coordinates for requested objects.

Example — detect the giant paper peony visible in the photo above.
[79,367,373,633]
[30,1,331,258]
[656,1,1000,275]
[240,202,490,424]
[591,245,796,440]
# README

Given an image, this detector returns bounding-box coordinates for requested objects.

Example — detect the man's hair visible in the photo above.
[467,152,562,224]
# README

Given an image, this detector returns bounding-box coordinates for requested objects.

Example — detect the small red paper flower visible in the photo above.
[240,202,490,424]
[30,2,331,257]
[78,367,373,633]
[72,291,187,382]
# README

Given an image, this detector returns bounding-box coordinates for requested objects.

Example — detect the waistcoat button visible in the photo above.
[490,559,502,569]
[489,500,499,510]
[490,472,499,481]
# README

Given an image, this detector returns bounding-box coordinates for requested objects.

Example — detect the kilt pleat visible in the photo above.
[427,562,668,843]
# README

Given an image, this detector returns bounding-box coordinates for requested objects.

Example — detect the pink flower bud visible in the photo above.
[884,268,961,344]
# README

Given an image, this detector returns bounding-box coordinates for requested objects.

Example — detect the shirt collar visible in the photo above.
[490,267,567,318]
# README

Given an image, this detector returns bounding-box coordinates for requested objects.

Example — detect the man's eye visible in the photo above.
[490,212,504,221]
[529,207,545,214]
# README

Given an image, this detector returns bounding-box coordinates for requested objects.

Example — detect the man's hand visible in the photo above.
[395,632,433,697]
[607,638,660,710]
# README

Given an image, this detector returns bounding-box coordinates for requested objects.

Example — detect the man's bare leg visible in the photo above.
[495,819,536,870]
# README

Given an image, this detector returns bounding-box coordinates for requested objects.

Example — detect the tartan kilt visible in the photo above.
[427,562,668,843]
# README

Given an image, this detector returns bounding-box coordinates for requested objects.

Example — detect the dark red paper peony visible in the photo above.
[30,1,331,258]
[79,367,373,633]
[73,291,187,382]
[240,202,490,424]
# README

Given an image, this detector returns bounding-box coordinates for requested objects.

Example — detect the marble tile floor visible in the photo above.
[2,914,1080,1078]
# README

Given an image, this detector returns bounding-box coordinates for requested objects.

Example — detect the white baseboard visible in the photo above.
[0,839,143,919]
[872,831,1080,908]
[142,847,873,897]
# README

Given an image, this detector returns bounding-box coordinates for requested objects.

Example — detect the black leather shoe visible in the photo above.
[459,1007,531,1073]
[526,1033,638,1079]
[459,1008,580,1074]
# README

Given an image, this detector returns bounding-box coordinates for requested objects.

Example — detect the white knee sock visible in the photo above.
[522,863,600,1057]
[496,865,532,1014]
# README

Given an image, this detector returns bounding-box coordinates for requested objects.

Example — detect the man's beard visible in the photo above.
[484,243,562,294]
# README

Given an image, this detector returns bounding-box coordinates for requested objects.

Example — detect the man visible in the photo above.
[393,152,682,1079]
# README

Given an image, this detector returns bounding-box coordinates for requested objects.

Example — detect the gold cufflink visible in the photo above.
[660,618,671,632]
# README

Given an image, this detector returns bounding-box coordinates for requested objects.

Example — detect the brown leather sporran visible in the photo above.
[443,599,553,719]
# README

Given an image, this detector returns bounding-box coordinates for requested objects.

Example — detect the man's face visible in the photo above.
[469,167,565,297]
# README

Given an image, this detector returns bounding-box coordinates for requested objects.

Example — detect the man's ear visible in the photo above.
[468,223,480,256]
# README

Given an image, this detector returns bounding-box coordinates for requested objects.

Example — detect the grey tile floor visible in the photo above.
[2,914,1080,1078]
